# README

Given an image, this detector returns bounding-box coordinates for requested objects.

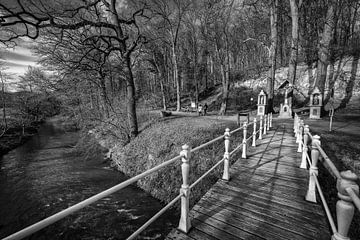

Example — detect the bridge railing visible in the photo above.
[294,113,360,240]
[3,113,273,240]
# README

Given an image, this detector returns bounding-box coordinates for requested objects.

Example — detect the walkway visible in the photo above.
[166,122,331,240]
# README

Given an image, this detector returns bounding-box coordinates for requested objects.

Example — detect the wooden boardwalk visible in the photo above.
[166,123,331,240]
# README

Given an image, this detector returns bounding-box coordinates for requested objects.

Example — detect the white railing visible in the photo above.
[294,113,360,240]
[3,114,273,240]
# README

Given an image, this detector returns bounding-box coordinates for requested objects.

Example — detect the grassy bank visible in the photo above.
[0,124,40,156]
[110,115,240,208]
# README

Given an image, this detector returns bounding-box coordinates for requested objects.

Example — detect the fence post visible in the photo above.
[259,116,263,140]
[222,128,230,181]
[242,122,247,159]
[267,114,270,131]
[305,135,320,203]
[178,144,191,233]
[252,118,257,147]
[332,170,359,240]
[300,125,310,169]
[263,114,267,135]
[269,113,273,128]
[294,114,298,137]
[297,120,304,153]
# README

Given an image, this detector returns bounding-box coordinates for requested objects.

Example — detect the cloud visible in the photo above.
[0,45,39,77]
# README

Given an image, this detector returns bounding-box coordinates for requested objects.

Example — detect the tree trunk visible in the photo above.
[108,0,138,138]
[338,54,359,109]
[125,57,138,138]
[288,0,299,85]
[267,0,278,114]
[307,64,314,97]
[99,75,110,119]
[0,71,7,130]
[172,44,181,111]
[218,41,230,115]
[159,75,167,111]
[315,4,335,93]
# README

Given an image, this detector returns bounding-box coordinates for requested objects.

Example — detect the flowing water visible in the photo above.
[0,119,177,239]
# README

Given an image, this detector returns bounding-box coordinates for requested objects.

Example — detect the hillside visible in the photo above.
[234,57,360,113]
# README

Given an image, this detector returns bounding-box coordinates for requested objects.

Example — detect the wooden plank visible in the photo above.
[229,165,308,183]
[202,190,329,229]
[197,194,329,239]
[193,204,308,240]
[226,171,308,190]
[214,181,325,216]
[231,163,308,179]
[190,212,264,240]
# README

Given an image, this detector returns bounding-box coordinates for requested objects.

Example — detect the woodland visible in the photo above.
[0,0,359,143]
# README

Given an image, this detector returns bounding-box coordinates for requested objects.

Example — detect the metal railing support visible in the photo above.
[263,114,267,135]
[242,122,247,159]
[252,118,257,147]
[269,113,273,128]
[267,114,270,131]
[259,116,263,140]
[300,125,309,169]
[305,135,320,203]
[332,171,359,240]
[222,128,230,181]
[297,120,304,153]
[178,145,191,233]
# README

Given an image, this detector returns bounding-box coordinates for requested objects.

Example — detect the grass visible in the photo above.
[110,115,240,208]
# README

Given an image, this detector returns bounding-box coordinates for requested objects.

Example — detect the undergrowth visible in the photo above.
[111,116,240,208]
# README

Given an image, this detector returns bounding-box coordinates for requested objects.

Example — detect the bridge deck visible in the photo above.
[166,123,331,240]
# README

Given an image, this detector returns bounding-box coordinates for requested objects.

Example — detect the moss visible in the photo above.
[111,116,239,207]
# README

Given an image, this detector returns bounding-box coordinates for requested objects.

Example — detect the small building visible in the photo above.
[278,81,293,119]
[309,87,322,119]
[257,90,267,116]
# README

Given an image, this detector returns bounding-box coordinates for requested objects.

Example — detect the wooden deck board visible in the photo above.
[166,124,331,240]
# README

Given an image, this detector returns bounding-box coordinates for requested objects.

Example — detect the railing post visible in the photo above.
[305,135,320,203]
[263,114,267,135]
[294,114,298,137]
[269,113,273,128]
[297,120,304,153]
[259,116,263,140]
[222,128,230,181]
[178,144,191,233]
[332,171,359,240]
[252,118,257,147]
[267,114,270,131]
[300,125,309,169]
[242,122,247,159]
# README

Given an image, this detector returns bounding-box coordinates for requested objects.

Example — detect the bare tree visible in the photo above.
[0,0,147,138]
[267,0,278,113]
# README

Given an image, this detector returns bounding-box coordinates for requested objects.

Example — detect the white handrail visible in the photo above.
[313,173,337,234]
[189,157,225,189]
[127,194,183,240]
[4,115,266,240]
[230,125,245,135]
[315,142,341,179]
[2,154,182,240]
[296,113,359,240]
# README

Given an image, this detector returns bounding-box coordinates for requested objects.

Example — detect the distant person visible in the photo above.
[198,104,203,116]
[203,103,208,116]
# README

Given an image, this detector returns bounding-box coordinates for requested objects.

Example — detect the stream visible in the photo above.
[0,118,177,239]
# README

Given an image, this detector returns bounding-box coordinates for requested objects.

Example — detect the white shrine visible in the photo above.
[257,90,267,116]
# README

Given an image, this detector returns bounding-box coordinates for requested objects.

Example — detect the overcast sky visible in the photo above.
[0,40,39,90]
